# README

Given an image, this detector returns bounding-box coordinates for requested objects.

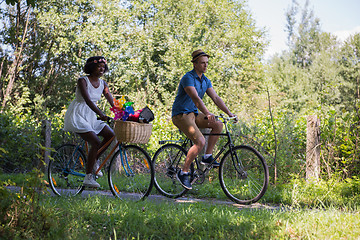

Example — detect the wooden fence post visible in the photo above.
[306,115,321,181]
[41,119,51,173]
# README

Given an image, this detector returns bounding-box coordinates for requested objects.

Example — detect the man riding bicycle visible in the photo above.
[172,49,237,190]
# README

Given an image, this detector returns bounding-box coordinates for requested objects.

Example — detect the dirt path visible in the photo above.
[79,188,280,210]
[7,185,280,210]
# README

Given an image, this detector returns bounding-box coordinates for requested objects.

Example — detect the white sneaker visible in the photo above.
[93,161,103,177]
[83,174,100,188]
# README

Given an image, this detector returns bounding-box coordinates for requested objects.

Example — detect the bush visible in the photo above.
[0,112,41,173]
[0,170,63,239]
[264,176,360,208]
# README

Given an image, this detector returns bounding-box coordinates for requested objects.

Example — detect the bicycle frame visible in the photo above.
[202,117,248,178]
[173,115,240,178]
[93,136,136,177]
[65,136,134,178]
[153,114,269,203]
[65,142,86,177]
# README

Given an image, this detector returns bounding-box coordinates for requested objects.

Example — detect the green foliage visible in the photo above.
[1,0,360,189]
[267,0,360,181]
[285,0,322,68]
[0,111,41,173]
[2,175,360,239]
[1,0,266,117]
[320,109,360,178]
[227,109,306,183]
[0,170,63,239]
[268,176,360,208]
[5,0,36,6]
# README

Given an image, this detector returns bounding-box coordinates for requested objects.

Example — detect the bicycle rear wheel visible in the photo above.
[48,144,86,196]
[108,145,154,201]
[152,144,188,198]
[219,145,269,204]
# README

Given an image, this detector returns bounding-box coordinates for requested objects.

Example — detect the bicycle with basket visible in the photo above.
[48,103,155,201]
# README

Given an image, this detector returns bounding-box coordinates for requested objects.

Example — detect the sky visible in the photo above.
[246,0,360,59]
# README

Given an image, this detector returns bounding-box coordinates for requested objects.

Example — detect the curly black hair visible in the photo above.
[83,56,109,74]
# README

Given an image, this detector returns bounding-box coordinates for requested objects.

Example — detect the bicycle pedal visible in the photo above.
[204,165,213,171]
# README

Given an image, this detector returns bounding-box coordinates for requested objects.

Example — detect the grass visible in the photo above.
[2,193,360,239]
[1,172,360,239]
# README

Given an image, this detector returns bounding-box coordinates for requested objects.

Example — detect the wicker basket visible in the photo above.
[114,120,152,144]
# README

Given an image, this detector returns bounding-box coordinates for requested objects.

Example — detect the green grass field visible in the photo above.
[1,173,360,239]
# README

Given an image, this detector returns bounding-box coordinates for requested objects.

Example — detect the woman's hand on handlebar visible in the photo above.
[97,115,114,126]
[98,115,109,121]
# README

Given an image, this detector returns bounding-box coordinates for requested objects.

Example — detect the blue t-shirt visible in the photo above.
[172,69,213,117]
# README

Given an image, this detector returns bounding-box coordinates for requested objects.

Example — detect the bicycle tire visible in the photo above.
[152,144,188,198]
[219,145,269,204]
[48,144,86,196]
[108,145,154,201]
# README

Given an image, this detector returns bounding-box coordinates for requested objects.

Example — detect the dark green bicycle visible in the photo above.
[152,114,269,204]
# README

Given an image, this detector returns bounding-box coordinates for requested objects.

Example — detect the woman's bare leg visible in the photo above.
[78,131,101,174]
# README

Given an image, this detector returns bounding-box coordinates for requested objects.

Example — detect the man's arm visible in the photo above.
[184,86,216,122]
[206,87,235,117]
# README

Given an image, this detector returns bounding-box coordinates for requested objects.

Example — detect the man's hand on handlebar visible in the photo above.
[204,113,238,123]
[228,113,238,123]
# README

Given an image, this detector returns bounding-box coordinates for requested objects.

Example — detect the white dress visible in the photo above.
[64,76,106,134]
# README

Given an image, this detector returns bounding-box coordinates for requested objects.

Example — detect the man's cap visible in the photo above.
[191,49,210,62]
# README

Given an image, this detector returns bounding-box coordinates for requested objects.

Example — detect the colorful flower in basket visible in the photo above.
[110,106,124,120]
[110,96,135,121]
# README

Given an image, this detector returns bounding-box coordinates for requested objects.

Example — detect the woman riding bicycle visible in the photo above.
[64,56,115,188]
[172,49,237,190]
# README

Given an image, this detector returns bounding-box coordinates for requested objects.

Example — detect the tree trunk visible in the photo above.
[1,5,30,112]
[306,115,321,180]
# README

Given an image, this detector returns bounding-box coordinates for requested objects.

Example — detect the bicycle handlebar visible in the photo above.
[204,114,238,123]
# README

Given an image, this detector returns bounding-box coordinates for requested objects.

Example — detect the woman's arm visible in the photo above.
[103,81,114,108]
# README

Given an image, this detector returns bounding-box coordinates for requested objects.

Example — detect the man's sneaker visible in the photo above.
[93,161,103,177]
[83,174,100,188]
[200,156,220,168]
[176,171,192,190]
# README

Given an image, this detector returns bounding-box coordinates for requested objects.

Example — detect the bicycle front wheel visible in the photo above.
[108,145,154,201]
[219,145,269,204]
[48,144,86,196]
[152,144,188,198]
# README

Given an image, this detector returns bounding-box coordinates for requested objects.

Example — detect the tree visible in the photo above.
[123,0,267,112]
[5,0,35,7]
[285,0,321,68]
[0,1,32,112]
[339,33,360,112]
[268,0,360,180]
[1,0,267,118]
